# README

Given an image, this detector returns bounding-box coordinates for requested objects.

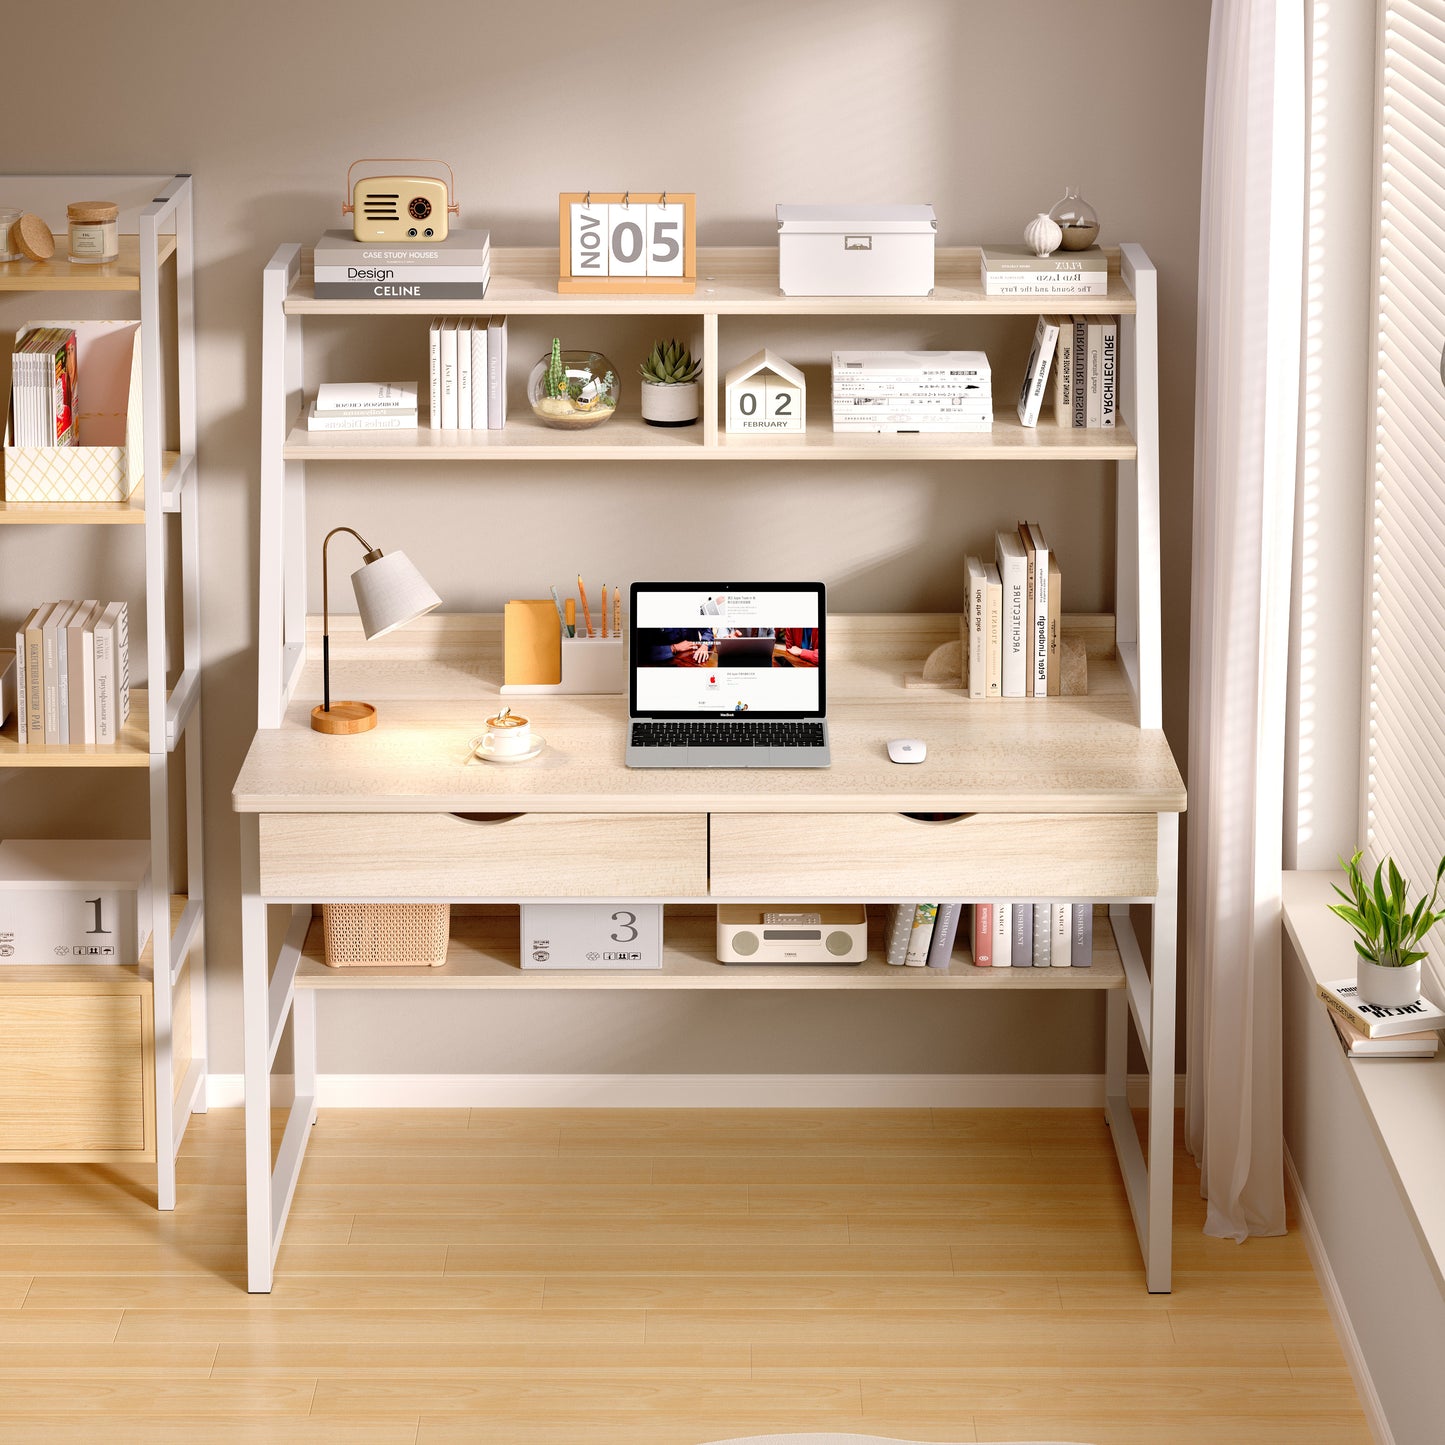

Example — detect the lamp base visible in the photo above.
[311,701,377,735]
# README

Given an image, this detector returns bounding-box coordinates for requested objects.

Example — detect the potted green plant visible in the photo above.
[1328,850,1445,1006]
[638,339,701,427]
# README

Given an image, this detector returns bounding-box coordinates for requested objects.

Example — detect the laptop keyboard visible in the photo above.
[631,721,826,748]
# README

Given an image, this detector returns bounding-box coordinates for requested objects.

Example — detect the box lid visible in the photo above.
[0,840,150,888]
[776,204,937,235]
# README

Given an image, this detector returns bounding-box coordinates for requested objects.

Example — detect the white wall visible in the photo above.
[1,0,1210,1075]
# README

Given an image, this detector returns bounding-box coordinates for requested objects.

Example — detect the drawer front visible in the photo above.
[259,812,707,898]
[708,813,1158,898]
[0,994,153,1160]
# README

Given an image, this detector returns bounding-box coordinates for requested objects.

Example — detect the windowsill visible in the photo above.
[1282,870,1445,1297]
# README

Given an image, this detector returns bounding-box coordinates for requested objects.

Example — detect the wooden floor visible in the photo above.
[0,1107,1369,1445]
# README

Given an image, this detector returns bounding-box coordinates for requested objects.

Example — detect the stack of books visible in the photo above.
[979,244,1109,298]
[966,521,1060,699]
[12,601,130,746]
[428,317,507,430]
[10,328,78,447]
[1316,977,1445,1058]
[306,381,418,433]
[831,351,992,433]
[312,229,491,301]
[880,901,1096,967]
[1053,314,1118,428]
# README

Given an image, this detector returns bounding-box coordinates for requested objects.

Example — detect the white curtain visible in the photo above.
[1185,0,1304,1240]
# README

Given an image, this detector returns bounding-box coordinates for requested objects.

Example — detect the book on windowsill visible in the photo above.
[1316,977,1445,1038]
[306,403,419,432]
[1328,1007,1439,1058]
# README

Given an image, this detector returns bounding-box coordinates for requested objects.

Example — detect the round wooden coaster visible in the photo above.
[13,213,55,261]
[310,700,377,735]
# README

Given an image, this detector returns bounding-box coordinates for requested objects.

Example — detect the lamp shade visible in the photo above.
[351,549,441,639]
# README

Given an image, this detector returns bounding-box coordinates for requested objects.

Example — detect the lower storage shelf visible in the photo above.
[294,905,1125,990]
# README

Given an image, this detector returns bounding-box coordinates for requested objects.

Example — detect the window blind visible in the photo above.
[1367,0,1445,926]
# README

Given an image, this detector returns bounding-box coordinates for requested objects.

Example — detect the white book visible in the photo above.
[24,602,55,742]
[65,602,100,745]
[306,405,419,432]
[456,319,472,428]
[994,530,1028,698]
[1016,315,1059,428]
[428,320,442,430]
[13,607,37,745]
[1050,902,1072,966]
[440,319,458,429]
[1086,317,1104,427]
[94,602,124,745]
[487,316,508,430]
[314,381,418,412]
[966,555,987,699]
[991,901,1012,966]
[1052,314,1073,424]
[469,320,489,428]
[832,350,989,378]
[76,602,100,744]
[115,602,130,725]
[1022,522,1049,697]
[984,562,1002,698]
[1032,903,1052,966]
[832,419,994,434]
[1099,314,1117,428]
[52,600,84,744]
[904,903,938,966]
[983,275,1109,297]
[41,601,72,745]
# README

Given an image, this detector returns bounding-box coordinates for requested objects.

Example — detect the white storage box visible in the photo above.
[4,320,144,504]
[520,902,663,969]
[776,204,937,297]
[0,839,152,964]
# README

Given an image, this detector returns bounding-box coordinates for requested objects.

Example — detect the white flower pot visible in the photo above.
[1356,956,1422,1007]
[640,379,699,427]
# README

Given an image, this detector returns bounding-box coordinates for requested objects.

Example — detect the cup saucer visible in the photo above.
[472,734,545,764]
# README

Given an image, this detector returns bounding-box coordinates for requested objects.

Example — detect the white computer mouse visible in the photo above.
[887,738,926,764]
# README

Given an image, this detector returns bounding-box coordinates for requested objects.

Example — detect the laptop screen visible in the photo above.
[630,582,826,719]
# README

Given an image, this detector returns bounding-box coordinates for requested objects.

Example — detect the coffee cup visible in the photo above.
[481,709,532,757]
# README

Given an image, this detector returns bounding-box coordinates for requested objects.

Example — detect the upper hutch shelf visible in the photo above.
[0,233,178,293]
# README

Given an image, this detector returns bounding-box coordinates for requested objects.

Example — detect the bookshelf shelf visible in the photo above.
[0,687,158,767]
[0,453,184,524]
[0,233,178,293]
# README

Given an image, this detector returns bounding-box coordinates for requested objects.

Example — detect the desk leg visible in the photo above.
[240,814,274,1293]
[1144,811,1179,1293]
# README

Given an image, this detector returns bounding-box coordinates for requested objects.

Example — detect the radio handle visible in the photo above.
[343,158,460,216]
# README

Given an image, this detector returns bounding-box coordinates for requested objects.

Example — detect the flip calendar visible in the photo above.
[558,192,696,295]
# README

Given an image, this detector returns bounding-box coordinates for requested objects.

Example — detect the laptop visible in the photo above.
[626,582,831,768]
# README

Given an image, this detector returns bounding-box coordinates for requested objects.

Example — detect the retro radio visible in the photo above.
[716,904,868,965]
[344,159,459,242]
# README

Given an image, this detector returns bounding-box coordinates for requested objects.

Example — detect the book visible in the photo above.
[13,607,37,745]
[313,382,418,413]
[52,600,82,744]
[1016,315,1059,428]
[457,319,473,428]
[1071,903,1093,966]
[1022,521,1050,697]
[311,230,491,300]
[1328,1008,1439,1058]
[972,903,993,966]
[1050,902,1072,967]
[440,319,458,429]
[114,601,131,726]
[884,903,913,966]
[926,902,962,968]
[991,901,1012,966]
[1020,524,1037,699]
[428,320,442,430]
[1053,313,1073,424]
[487,316,508,430]
[93,602,123,745]
[966,555,987,699]
[905,903,938,966]
[984,563,1002,698]
[313,227,492,269]
[833,350,989,379]
[41,601,69,744]
[12,329,78,447]
[1315,978,1445,1039]
[994,530,1028,697]
[306,404,419,432]
[1099,314,1117,428]
[1032,903,1052,966]
[1012,902,1033,966]
[470,321,489,428]
[1086,317,1104,427]
[68,601,100,745]
[1046,554,1062,697]
[24,603,52,741]
[1071,317,1087,428]
[980,244,1110,274]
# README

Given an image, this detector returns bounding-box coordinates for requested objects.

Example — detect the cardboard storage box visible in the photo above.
[0,839,152,964]
[521,902,663,969]
[776,204,937,296]
[3,320,144,504]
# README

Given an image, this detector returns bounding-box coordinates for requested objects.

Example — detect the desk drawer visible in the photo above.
[259,813,706,898]
[708,813,1157,898]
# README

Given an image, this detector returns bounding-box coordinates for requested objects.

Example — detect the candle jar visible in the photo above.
[0,208,22,262]
[67,201,119,264]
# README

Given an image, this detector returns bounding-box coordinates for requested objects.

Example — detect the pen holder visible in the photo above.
[500,634,625,695]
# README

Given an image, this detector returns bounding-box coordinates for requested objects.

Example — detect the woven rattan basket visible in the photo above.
[320,903,450,968]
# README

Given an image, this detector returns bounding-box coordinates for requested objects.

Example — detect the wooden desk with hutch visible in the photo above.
[235,243,1183,1295]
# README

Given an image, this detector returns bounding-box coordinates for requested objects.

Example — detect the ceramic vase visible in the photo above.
[640,378,700,427]
[1024,212,1062,259]
[1356,956,1422,1007]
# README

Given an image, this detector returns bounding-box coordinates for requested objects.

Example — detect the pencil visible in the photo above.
[564,598,576,638]
[601,583,609,638]
[577,574,595,637]
[613,588,621,637]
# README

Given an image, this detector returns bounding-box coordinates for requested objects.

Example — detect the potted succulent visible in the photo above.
[638,339,701,427]
[1328,850,1445,1006]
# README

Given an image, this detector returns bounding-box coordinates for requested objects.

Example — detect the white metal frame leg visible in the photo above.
[241,814,275,1292]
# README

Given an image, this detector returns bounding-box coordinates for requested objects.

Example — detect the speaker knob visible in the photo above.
[825,929,853,956]
[732,930,760,956]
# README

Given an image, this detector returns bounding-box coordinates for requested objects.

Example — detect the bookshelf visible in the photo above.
[239,240,1181,1292]
[0,176,207,1207]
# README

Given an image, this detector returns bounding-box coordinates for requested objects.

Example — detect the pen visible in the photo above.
[564,597,576,638]
[601,583,608,639]
[577,574,595,637]
[549,585,568,636]
[613,588,621,637]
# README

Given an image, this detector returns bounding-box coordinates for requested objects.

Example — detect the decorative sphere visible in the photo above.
[1049,186,1100,250]
[528,347,620,429]
[1024,212,1063,259]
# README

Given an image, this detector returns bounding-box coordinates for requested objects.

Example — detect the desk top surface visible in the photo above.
[233,615,1186,816]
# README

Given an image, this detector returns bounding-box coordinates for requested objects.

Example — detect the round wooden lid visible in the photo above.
[66,200,119,223]
[13,213,54,261]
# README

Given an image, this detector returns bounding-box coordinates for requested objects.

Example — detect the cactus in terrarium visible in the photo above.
[639,339,702,384]
[544,337,566,399]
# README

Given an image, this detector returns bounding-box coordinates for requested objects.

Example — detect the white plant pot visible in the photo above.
[640,379,699,427]
[1356,956,1422,1007]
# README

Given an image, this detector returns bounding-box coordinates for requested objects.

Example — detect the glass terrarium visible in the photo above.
[1049,187,1100,251]
[528,342,619,429]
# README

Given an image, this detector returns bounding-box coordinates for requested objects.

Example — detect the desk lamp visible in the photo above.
[312,526,441,735]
